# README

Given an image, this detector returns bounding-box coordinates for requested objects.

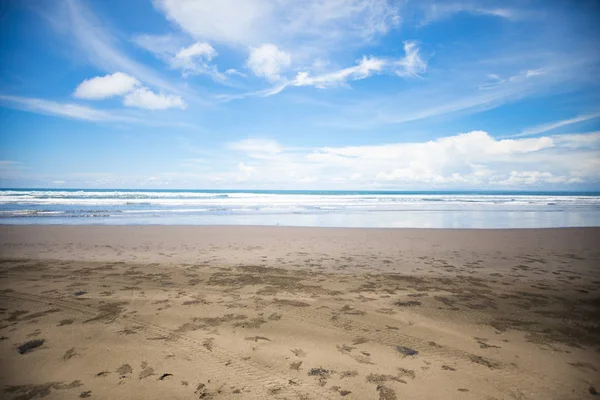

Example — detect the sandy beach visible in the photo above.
[0,226,599,399]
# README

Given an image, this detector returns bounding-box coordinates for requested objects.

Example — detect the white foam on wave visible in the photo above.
[1,191,599,213]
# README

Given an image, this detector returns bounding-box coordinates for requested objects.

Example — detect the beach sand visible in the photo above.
[0,226,599,399]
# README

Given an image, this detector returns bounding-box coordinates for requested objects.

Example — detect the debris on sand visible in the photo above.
[590,386,599,396]
[308,367,331,376]
[331,386,352,396]
[377,385,397,400]
[339,370,359,379]
[139,367,155,380]
[5,381,82,399]
[340,305,366,315]
[394,300,422,307]
[396,346,418,356]
[194,383,212,398]
[74,291,87,296]
[352,337,369,345]
[63,347,78,361]
[397,367,416,379]
[233,317,267,329]
[18,339,45,354]
[79,391,92,398]
[202,338,214,351]
[244,336,271,342]
[268,313,282,320]
[158,373,173,380]
[290,348,306,357]
[290,361,303,370]
[469,355,501,369]
[268,386,282,395]
[366,374,406,384]
[308,367,334,386]
[274,299,311,307]
[116,363,133,377]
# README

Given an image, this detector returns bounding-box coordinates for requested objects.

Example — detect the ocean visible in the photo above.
[1,189,599,228]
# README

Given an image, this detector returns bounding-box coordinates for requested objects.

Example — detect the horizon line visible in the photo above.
[1,187,600,194]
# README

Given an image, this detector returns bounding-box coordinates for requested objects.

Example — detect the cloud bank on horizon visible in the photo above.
[0,0,599,189]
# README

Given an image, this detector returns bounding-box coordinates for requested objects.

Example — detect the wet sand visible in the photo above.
[0,226,599,399]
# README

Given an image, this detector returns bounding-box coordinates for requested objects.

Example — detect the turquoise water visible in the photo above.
[1,189,599,228]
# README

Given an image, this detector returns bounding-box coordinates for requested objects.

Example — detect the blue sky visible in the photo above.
[1,0,599,190]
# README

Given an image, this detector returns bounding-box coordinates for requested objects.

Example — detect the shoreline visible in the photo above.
[3,223,600,228]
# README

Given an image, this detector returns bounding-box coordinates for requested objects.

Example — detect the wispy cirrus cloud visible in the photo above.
[417,1,527,25]
[0,94,131,122]
[317,51,593,130]
[510,111,600,138]
[0,95,192,126]
[218,41,427,100]
[479,68,545,90]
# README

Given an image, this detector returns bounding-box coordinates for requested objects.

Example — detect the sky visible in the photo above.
[0,0,599,190]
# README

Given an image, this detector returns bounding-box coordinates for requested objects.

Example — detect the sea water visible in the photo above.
[0,189,599,228]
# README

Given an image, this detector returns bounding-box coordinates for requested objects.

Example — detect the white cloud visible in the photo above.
[495,171,583,186]
[219,131,600,188]
[395,41,427,77]
[73,72,141,99]
[71,71,186,111]
[174,42,224,80]
[512,111,600,137]
[314,131,554,162]
[224,41,427,98]
[551,132,600,148]
[293,56,385,88]
[225,68,247,77]
[175,42,216,62]
[123,88,187,110]
[246,44,291,82]
[290,41,424,89]
[134,35,225,81]
[153,0,399,49]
